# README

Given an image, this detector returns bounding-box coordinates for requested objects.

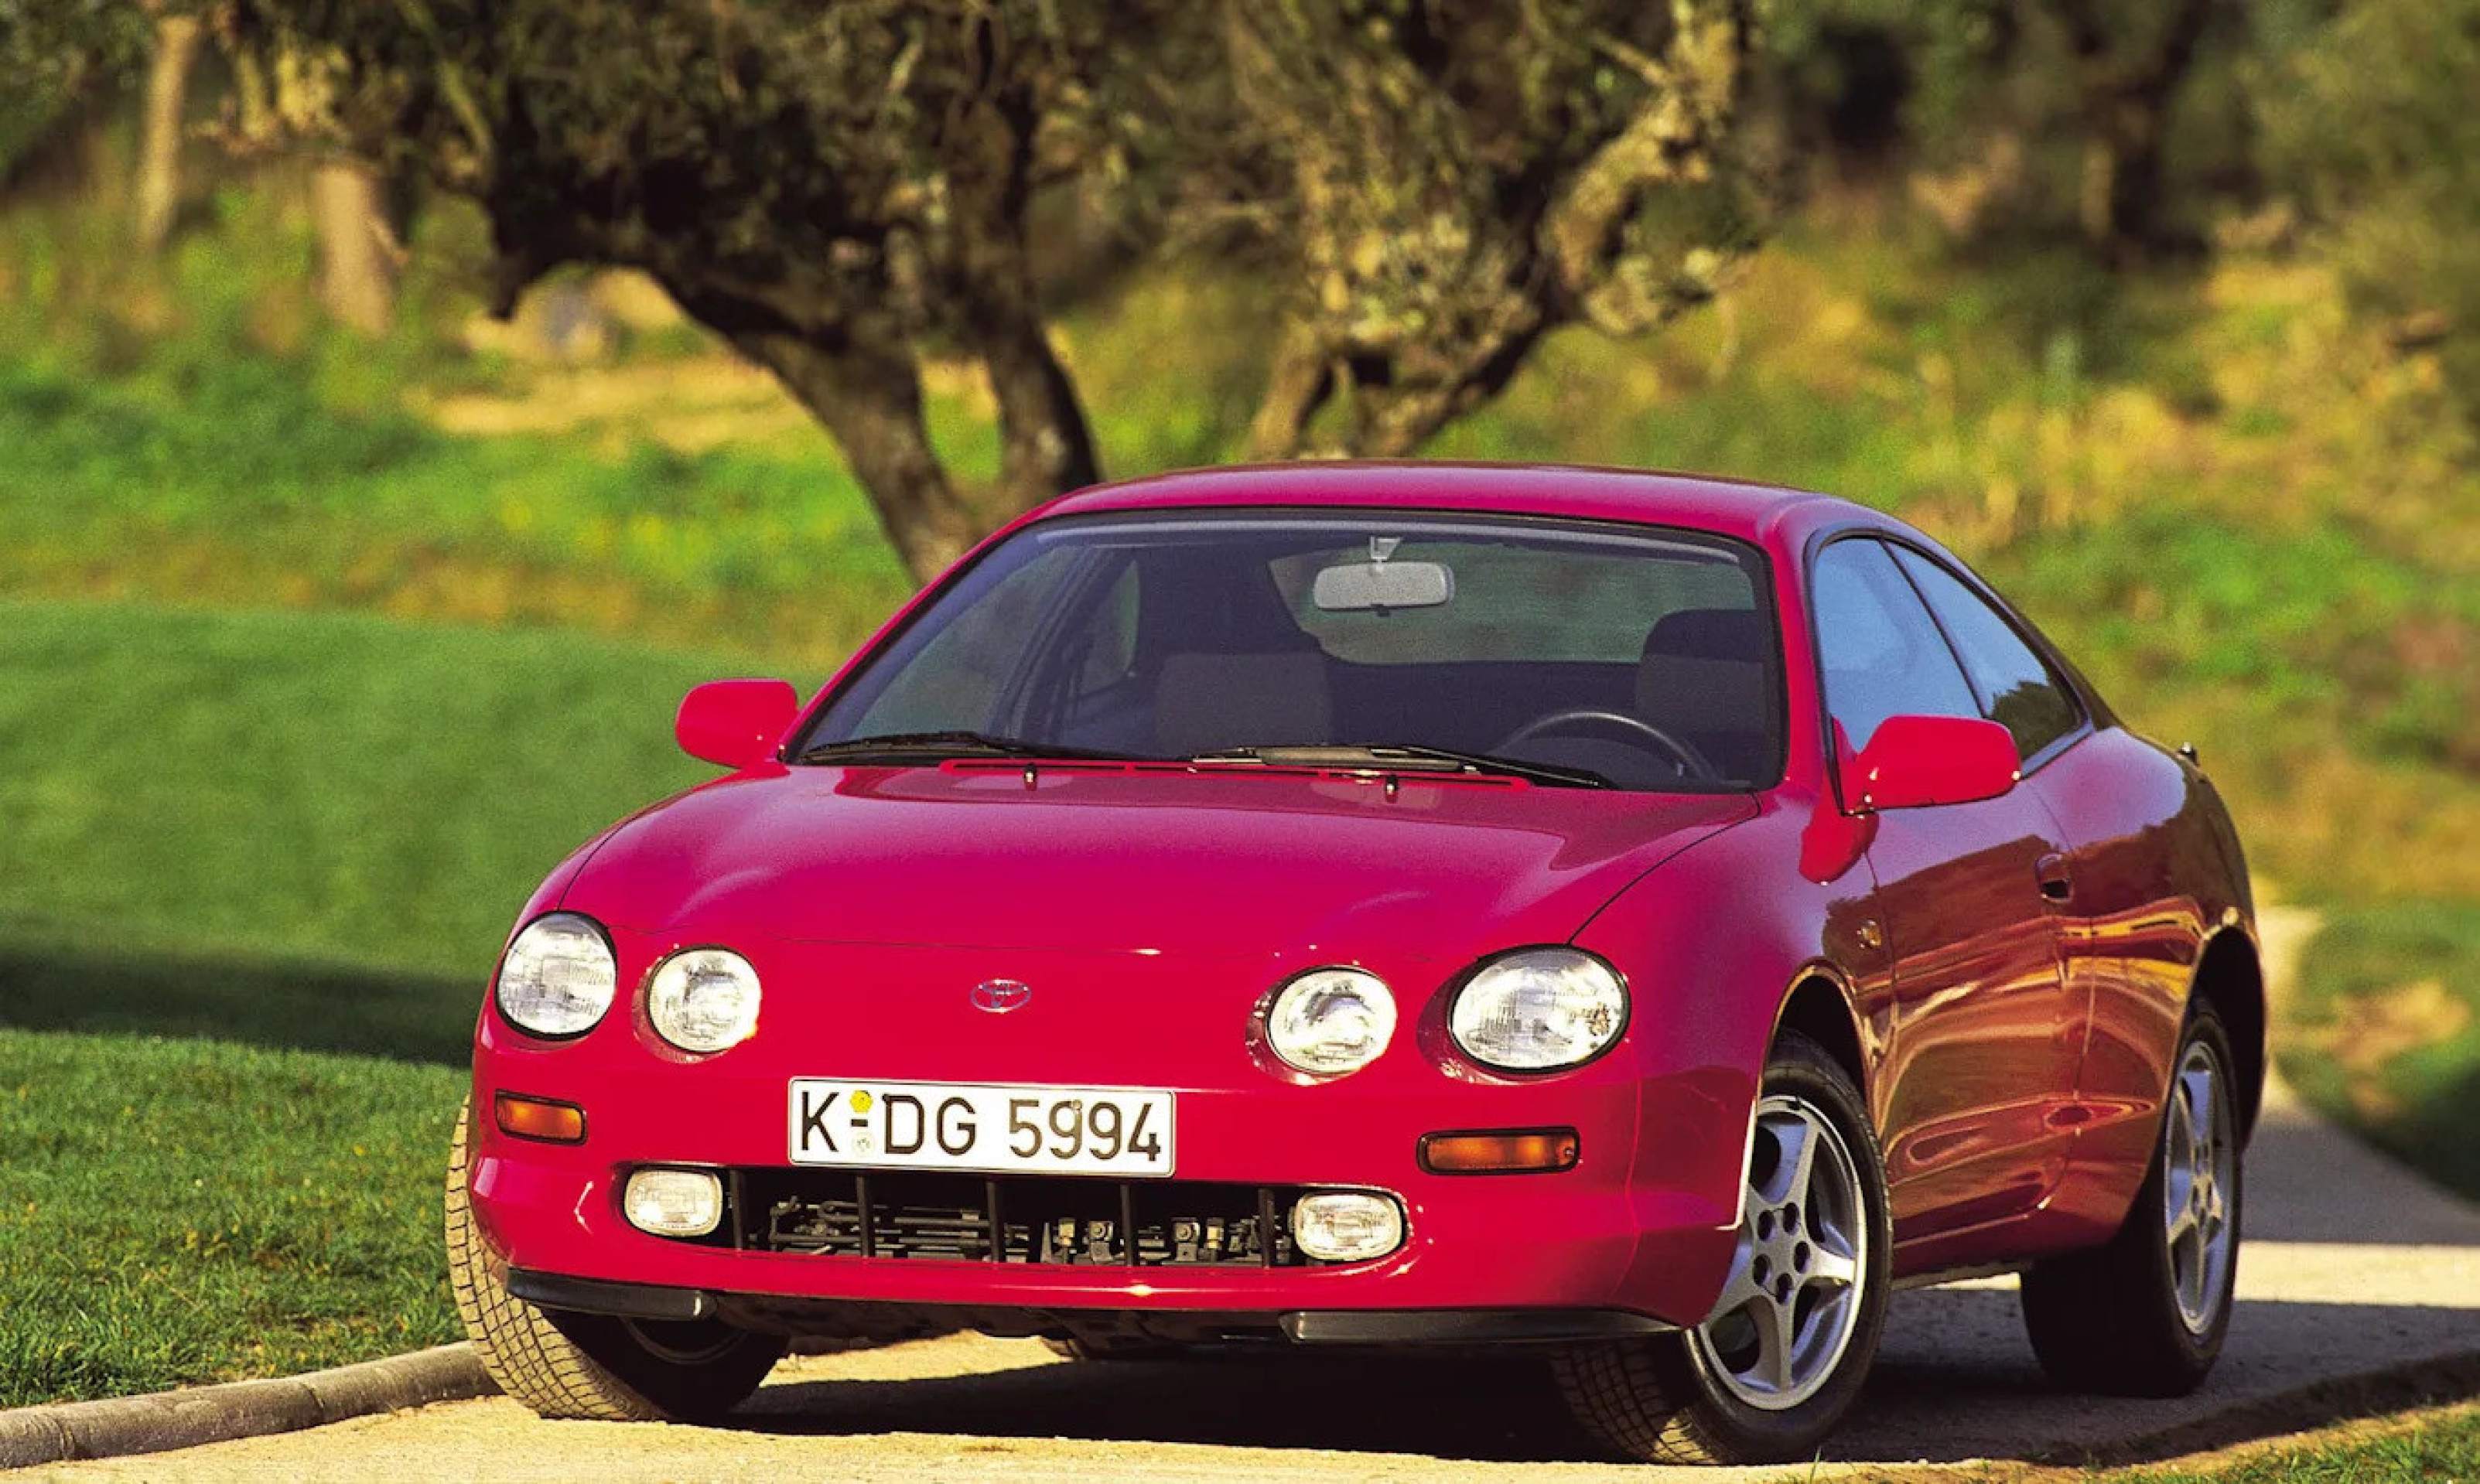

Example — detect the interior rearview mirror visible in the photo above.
[1312,558,1454,612]
[676,678,801,770]
[1849,714,2019,810]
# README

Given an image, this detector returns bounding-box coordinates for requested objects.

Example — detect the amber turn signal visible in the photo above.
[494,1092,586,1144]
[1419,1127,1580,1175]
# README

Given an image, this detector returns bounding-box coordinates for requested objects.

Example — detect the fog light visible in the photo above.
[1419,1127,1580,1174]
[494,1093,586,1144]
[1290,1191,1404,1262]
[623,1168,723,1239]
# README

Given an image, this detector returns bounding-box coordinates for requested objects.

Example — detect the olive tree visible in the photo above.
[1227,0,1782,458]
[222,0,1782,578]
[224,0,1143,580]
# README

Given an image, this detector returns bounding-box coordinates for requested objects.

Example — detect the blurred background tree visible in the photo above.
[1221,0,1782,458]
[2262,0,2480,427]
[213,0,1793,575]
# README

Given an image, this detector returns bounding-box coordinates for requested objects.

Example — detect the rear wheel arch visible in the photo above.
[2188,928,2266,1141]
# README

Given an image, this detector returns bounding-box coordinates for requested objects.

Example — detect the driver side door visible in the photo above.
[1811,537,2082,1247]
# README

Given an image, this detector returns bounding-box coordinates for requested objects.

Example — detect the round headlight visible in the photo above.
[1449,948,1628,1072]
[495,913,617,1039]
[1265,967,1396,1076]
[647,947,762,1053]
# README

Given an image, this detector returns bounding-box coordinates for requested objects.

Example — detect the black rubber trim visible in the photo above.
[507,1271,1674,1347]
[1278,1308,1674,1345]
[507,1269,717,1322]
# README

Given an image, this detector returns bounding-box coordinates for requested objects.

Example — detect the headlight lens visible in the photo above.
[1265,967,1396,1076]
[647,948,763,1053]
[1449,948,1628,1071]
[495,913,617,1038]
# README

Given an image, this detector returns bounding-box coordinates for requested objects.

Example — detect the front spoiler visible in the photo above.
[507,1268,1676,1346]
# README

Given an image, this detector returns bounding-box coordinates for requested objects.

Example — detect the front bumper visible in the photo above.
[468,930,1747,1333]
[468,1075,1742,1332]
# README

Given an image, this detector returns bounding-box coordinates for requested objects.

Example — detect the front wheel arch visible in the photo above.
[1773,971,1867,1100]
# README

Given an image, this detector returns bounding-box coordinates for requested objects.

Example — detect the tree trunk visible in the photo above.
[2054,0,2215,261]
[2079,100,2171,263]
[134,13,201,255]
[972,299,1100,518]
[312,161,398,336]
[740,330,986,586]
[1245,325,1335,460]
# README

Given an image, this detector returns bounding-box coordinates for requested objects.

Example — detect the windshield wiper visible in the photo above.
[1187,744,1611,789]
[796,730,1149,765]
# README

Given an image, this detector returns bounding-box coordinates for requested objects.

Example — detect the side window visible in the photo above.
[1891,548,2082,761]
[1809,538,1981,752]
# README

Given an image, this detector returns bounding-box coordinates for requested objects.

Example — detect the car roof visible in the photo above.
[1037,462,1860,544]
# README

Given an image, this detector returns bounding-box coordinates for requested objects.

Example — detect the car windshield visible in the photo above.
[800,512,1784,792]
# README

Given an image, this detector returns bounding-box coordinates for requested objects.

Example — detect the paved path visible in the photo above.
[30,908,2480,1481]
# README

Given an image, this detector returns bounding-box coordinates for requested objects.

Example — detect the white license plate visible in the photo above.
[787,1079,1175,1178]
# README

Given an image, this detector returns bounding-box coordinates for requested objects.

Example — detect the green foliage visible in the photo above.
[0,1027,462,1407]
[2261,0,2480,426]
[2284,902,2480,1202]
[1228,0,1781,457]
[0,0,146,175]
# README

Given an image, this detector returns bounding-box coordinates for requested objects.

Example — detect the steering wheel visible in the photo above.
[1493,708,1721,783]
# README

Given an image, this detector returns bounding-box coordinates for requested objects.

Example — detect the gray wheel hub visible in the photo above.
[1695,1094,1868,1411]
[2163,1039,2236,1334]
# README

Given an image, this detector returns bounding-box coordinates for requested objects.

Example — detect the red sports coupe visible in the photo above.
[451,463,2259,1464]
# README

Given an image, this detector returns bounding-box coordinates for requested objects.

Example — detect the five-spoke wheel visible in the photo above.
[2162,1040,2237,1335]
[2021,998,2243,1395]
[1553,1032,1891,1465]
[1695,1096,1870,1411]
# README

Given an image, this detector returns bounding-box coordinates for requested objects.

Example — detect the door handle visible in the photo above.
[2035,852,2073,902]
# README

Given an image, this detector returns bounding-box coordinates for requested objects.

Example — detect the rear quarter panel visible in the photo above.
[2023,725,2254,1247]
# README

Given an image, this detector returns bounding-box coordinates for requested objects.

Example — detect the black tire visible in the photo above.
[2020,999,2240,1397]
[445,1098,787,1421]
[1552,1032,1893,1465]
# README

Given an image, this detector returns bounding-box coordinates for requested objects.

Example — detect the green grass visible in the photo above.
[0,599,751,982]
[2281,902,2480,1202]
[2112,1404,2480,1482]
[0,354,914,669]
[0,1026,463,1407]
[0,600,795,1402]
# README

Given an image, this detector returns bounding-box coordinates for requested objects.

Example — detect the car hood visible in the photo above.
[564,760,1753,962]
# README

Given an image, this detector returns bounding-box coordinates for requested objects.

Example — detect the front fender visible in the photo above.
[1573,789,1878,1322]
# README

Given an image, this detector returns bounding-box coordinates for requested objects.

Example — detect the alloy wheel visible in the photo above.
[1695,1094,1869,1411]
[2162,1039,2236,1334]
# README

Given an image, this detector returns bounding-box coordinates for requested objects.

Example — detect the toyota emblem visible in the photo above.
[969,978,1033,1014]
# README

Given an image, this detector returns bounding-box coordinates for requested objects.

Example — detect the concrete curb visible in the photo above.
[2051,1349,2480,1469]
[0,1344,494,1471]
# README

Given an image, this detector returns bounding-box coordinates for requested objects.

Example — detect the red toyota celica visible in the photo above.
[452,463,2258,1464]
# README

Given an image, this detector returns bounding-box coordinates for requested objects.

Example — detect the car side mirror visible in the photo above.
[1848,715,2019,811]
[676,679,801,770]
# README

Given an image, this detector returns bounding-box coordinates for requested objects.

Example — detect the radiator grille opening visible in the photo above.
[723,1168,1340,1267]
